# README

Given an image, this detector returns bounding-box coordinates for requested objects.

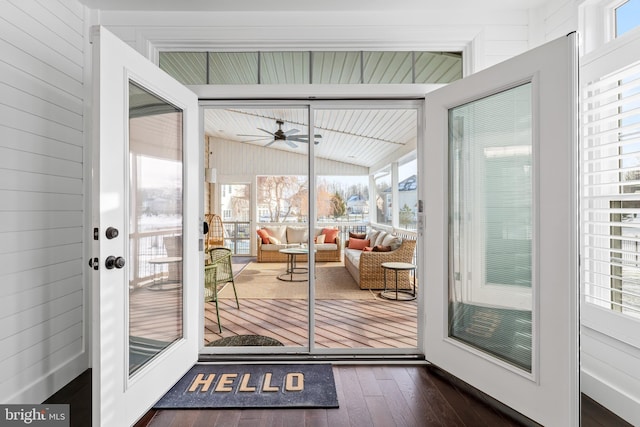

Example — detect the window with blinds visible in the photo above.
[582,59,640,320]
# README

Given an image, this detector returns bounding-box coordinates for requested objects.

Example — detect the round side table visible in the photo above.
[380,262,416,301]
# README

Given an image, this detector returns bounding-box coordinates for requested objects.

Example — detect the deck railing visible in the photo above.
[129,228,181,288]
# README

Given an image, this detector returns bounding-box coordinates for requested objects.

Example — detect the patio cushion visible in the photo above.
[349,232,366,240]
[264,225,287,243]
[267,236,281,244]
[257,228,270,244]
[373,231,388,246]
[315,243,338,251]
[260,243,294,251]
[321,228,339,243]
[287,226,308,244]
[381,234,402,250]
[348,238,370,250]
[314,234,326,244]
[367,230,381,246]
[344,247,362,266]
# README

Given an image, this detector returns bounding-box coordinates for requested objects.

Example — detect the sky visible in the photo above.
[616,0,640,37]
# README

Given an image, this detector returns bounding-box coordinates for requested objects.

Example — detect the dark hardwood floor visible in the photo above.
[44,367,632,427]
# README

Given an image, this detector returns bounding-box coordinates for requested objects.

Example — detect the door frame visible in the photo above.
[197,98,425,357]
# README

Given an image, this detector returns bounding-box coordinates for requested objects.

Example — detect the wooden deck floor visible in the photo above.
[205,298,418,349]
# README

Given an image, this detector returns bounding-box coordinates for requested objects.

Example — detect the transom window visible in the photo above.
[159,50,462,85]
[615,0,640,37]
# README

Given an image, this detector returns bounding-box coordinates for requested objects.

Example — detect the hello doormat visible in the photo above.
[153,364,338,409]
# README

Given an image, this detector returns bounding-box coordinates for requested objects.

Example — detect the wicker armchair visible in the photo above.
[345,239,417,290]
[205,247,239,333]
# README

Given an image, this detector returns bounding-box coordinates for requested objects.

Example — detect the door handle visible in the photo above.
[105,256,126,269]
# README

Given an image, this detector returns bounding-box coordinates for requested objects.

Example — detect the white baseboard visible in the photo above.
[581,370,640,426]
[8,351,89,404]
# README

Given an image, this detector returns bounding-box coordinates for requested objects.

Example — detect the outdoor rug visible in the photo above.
[219,261,377,300]
[153,363,338,409]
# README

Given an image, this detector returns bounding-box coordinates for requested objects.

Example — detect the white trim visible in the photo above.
[6,353,89,404]
[582,371,640,426]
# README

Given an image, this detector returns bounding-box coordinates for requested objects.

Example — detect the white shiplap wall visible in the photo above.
[210,137,368,179]
[97,8,534,75]
[0,0,88,403]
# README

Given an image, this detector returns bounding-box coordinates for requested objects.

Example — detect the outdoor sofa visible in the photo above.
[256,225,341,262]
[344,229,417,290]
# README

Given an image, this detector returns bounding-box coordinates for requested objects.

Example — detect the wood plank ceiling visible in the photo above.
[204,107,418,168]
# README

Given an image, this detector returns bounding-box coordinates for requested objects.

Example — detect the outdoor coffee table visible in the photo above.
[277,247,314,282]
[380,262,417,301]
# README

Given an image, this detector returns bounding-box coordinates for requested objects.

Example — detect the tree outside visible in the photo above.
[399,203,415,228]
[257,175,308,222]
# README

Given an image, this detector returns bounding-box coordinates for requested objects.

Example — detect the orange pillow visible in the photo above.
[257,229,270,244]
[348,238,370,250]
[322,228,339,243]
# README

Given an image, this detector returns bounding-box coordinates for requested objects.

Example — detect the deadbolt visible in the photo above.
[105,256,126,269]
[105,227,119,239]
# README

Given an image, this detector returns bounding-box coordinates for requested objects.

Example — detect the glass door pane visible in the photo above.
[448,83,533,371]
[312,106,420,352]
[128,81,184,375]
[203,106,310,349]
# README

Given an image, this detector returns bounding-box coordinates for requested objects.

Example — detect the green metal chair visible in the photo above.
[204,247,239,333]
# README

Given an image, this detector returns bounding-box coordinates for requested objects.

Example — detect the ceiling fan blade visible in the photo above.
[285,140,298,148]
[286,136,308,142]
[264,140,276,147]
[256,128,276,136]
[238,133,272,137]
[284,129,300,135]
[241,138,272,143]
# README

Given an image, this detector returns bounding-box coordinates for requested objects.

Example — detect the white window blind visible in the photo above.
[582,58,640,320]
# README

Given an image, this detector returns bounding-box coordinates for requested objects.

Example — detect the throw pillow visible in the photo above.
[321,227,339,243]
[348,238,370,250]
[257,229,270,244]
[349,231,366,240]
[287,226,308,244]
[363,246,373,252]
[367,230,381,246]
[372,245,392,252]
[374,231,388,246]
[314,234,326,244]
[267,236,281,244]
[265,225,287,243]
[381,234,402,250]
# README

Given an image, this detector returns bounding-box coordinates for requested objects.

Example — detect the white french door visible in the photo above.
[91,27,199,426]
[423,34,579,425]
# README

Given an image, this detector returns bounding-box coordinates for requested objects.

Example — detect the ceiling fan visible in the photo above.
[238,120,322,148]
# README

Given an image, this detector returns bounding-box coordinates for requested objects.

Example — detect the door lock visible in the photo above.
[105,227,119,239]
[105,256,126,269]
